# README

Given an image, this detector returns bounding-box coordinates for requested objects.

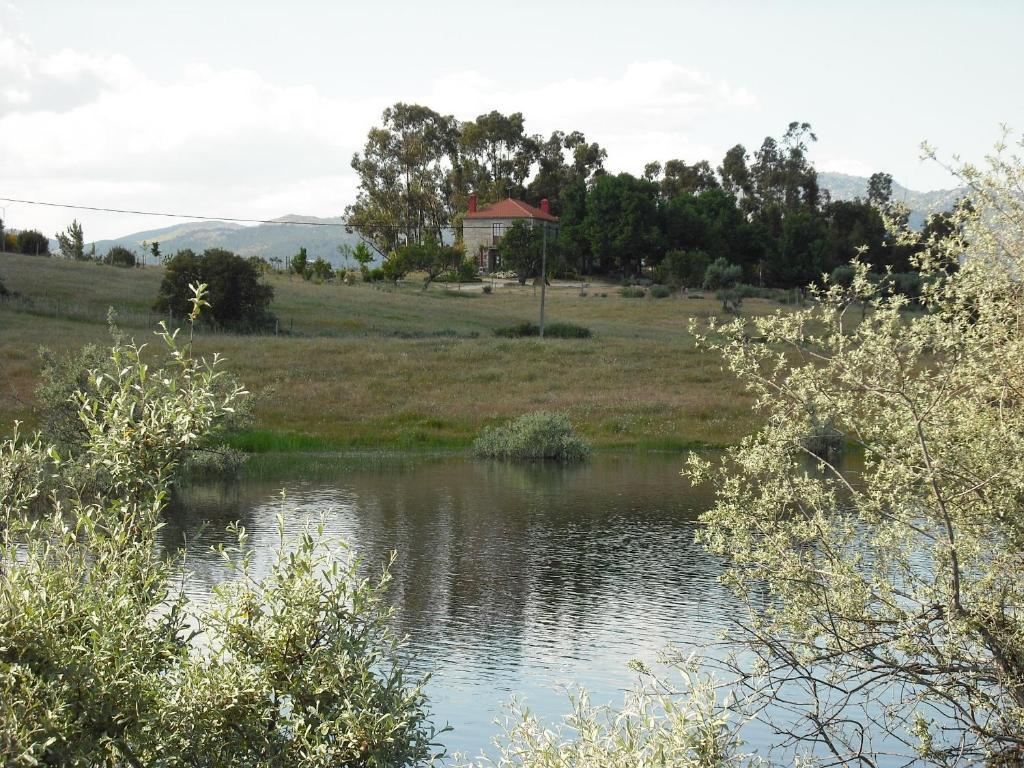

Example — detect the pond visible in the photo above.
[165,451,759,759]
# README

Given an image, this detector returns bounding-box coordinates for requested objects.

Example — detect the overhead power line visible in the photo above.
[0,195,557,233]
[0,196,347,227]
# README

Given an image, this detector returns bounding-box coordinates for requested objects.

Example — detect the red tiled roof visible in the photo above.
[465,198,558,222]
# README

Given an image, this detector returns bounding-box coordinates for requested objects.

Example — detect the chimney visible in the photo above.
[469,193,477,213]
[540,198,550,215]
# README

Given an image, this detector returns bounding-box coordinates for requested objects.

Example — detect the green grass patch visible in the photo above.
[1,252,775,452]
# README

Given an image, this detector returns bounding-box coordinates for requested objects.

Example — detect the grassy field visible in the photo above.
[0,251,776,451]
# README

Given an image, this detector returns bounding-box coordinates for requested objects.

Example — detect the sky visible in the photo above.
[1,0,1022,240]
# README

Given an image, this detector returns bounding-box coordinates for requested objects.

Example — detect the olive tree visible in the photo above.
[1,286,438,766]
[687,133,1024,766]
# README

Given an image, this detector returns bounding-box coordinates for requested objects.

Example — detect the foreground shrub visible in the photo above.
[472,411,590,462]
[493,322,592,339]
[649,284,672,299]
[35,314,253,480]
[619,286,646,298]
[465,659,754,768]
[0,286,437,766]
[687,134,1024,764]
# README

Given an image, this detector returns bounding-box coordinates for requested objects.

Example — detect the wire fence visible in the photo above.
[0,293,299,336]
[0,292,163,327]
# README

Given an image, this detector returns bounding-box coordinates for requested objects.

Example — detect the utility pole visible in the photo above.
[539,222,547,339]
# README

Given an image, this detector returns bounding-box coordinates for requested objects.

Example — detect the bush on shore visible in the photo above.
[493,322,592,339]
[472,411,590,462]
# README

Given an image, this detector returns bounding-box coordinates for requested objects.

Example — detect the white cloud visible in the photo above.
[0,11,386,237]
[0,7,759,239]
[428,60,758,174]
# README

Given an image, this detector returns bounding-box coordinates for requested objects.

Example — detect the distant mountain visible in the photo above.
[92,216,368,268]
[818,172,965,229]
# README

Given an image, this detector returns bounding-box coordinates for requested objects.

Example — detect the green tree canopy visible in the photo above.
[582,172,660,275]
[351,241,374,272]
[310,256,334,281]
[654,158,720,198]
[458,110,537,203]
[290,246,309,278]
[525,129,607,216]
[346,103,459,256]
[661,188,765,278]
[155,248,275,331]
[498,219,547,285]
[16,228,49,256]
[55,219,85,260]
[389,234,463,288]
[103,245,136,268]
[867,170,894,207]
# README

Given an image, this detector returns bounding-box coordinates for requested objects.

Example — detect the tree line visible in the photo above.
[0,216,162,267]
[348,107,963,289]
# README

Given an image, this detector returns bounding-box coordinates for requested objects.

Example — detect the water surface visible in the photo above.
[167,452,747,757]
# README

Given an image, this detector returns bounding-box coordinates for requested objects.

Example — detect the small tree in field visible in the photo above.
[352,241,375,275]
[310,256,334,281]
[703,257,743,312]
[390,234,462,289]
[16,229,49,256]
[103,245,136,267]
[687,132,1024,766]
[290,246,310,278]
[155,248,275,331]
[498,219,543,285]
[55,219,86,260]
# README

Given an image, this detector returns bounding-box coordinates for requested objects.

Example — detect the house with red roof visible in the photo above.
[463,194,559,273]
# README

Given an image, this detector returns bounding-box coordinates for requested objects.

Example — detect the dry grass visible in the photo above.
[0,252,771,449]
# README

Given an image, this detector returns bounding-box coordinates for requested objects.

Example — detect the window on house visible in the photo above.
[492,222,505,245]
